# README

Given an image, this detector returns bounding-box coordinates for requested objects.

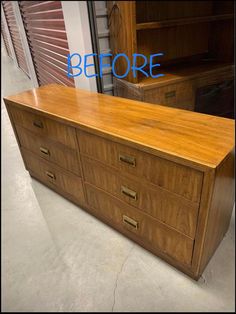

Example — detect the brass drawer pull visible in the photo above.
[123,215,138,230]
[119,154,136,167]
[33,120,43,128]
[40,147,50,156]
[121,186,137,200]
[165,91,176,98]
[45,171,56,180]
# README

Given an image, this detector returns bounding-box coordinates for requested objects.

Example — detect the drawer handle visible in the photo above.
[121,186,137,200]
[45,171,56,180]
[165,91,176,98]
[33,120,43,128]
[123,215,138,230]
[119,154,136,167]
[40,147,50,156]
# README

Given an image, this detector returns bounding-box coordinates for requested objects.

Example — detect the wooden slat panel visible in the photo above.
[2,1,29,76]
[19,0,74,87]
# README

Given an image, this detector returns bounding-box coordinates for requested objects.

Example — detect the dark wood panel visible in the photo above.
[195,79,234,119]
[136,14,233,30]
[137,23,210,65]
[108,0,234,86]
[136,1,213,23]
[208,19,234,62]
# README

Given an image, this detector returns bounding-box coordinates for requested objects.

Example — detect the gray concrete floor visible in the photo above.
[1,48,235,312]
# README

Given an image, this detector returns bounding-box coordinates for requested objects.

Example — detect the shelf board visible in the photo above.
[136,14,234,30]
[137,61,233,89]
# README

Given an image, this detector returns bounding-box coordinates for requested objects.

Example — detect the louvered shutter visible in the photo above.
[1,20,12,58]
[19,1,74,87]
[2,1,29,76]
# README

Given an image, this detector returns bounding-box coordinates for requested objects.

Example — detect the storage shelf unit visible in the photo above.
[108,1,234,117]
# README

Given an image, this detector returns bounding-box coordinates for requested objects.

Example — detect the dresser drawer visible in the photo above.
[82,156,198,238]
[144,81,194,111]
[78,131,203,203]
[22,149,85,204]
[16,125,81,176]
[10,106,77,149]
[86,184,194,266]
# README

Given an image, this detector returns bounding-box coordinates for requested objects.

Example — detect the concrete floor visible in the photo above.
[1,49,235,312]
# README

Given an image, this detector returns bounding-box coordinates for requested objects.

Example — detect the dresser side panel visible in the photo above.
[199,150,235,274]
[5,102,28,170]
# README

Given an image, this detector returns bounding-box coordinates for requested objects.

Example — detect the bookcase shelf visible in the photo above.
[107,1,234,117]
[136,14,234,30]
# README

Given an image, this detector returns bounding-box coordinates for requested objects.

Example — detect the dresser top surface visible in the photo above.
[4,84,235,169]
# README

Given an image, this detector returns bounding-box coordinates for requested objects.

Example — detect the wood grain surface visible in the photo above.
[22,148,85,205]
[16,125,81,176]
[86,183,194,266]
[4,84,235,170]
[78,130,203,203]
[10,104,77,149]
[4,84,235,280]
[82,155,199,238]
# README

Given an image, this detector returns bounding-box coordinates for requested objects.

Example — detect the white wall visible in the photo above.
[62,1,97,92]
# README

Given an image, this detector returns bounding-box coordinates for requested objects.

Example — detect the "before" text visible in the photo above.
[67,53,164,79]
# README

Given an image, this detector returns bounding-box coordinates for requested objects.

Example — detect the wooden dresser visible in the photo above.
[4,84,235,280]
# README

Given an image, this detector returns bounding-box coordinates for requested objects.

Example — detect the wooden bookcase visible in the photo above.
[107,1,234,118]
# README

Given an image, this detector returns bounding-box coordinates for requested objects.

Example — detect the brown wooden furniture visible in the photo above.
[107,1,234,117]
[4,84,235,280]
